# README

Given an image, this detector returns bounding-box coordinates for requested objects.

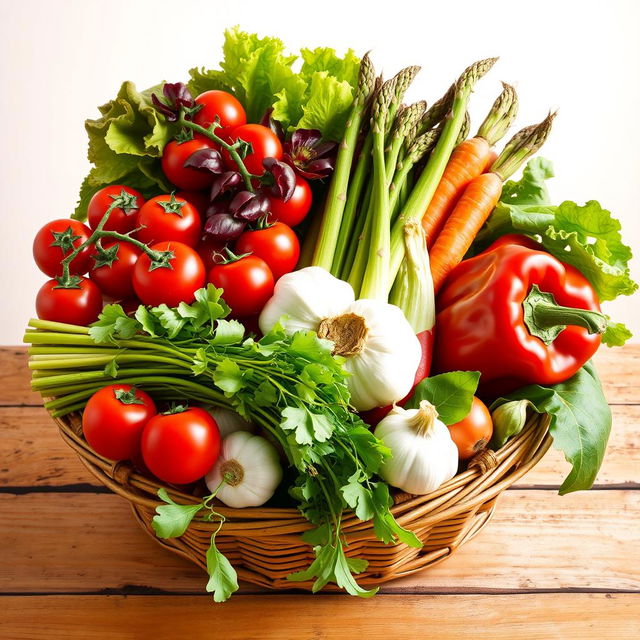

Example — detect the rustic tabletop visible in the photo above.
[1,346,638,639]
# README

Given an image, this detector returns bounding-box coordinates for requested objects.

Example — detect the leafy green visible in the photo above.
[405,371,480,425]
[602,318,633,347]
[189,27,359,137]
[74,81,174,219]
[205,529,239,602]
[491,362,611,494]
[152,488,203,538]
[500,157,554,205]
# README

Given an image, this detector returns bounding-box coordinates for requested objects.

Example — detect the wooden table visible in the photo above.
[1,346,638,639]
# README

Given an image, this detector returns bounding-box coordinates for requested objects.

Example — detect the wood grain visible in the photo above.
[1,594,638,640]
[2,490,638,594]
[2,403,637,488]
[4,345,639,407]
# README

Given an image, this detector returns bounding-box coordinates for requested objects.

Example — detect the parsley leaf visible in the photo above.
[152,488,203,538]
[205,529,239,602]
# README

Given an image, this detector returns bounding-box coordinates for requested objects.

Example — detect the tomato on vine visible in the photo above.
[193,90,246,137]
[161,136,217,190]
[87,185,145,234]
[235,221,299,281]
[136,194,202,247]
[221,124,283,176]
[141,406,221,485]
[82,385,157,461]
[33,219,93,277]
[35,277,103,326]
[208,251,274,317]
[267,175,312,227]
[133,241,205,307]
[89,241,141,300]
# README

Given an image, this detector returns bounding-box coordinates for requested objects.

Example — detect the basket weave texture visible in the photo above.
[53,410,551,590]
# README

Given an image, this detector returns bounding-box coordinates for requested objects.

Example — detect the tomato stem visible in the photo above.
[177,111,256,192]
[57,195,164,287]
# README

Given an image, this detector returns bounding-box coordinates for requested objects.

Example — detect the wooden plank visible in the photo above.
[3,344,640,407]
[3,403,637,488]
[1,490,637,594]
[0,347,40,406]
[1,594,638,639]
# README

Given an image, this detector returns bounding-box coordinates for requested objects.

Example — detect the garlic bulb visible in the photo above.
[374,401,458,494]
[205,432,282,508]
[259,267,421,411]
[201,405,254,439]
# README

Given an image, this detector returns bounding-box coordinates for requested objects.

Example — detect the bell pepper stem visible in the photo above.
[523,285,607,345]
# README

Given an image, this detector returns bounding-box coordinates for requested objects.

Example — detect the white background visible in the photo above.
[0,0,637,344]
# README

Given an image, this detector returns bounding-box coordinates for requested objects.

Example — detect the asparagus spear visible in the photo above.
[387,56,498,285]
[359,78,396,300]
[385,65,421,138]
[477,81,518,145]
[311,53,376,271]
[385,100,427,185]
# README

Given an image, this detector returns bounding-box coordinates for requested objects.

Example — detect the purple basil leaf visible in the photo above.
[210,171,243,201]
[263,158,296,202]
[205,213,246,241]
[151,94,178,121]
[229,190,269,221]
[163,82,194,109]
[184,148,224,174]
[313,141,339,158]
[290,128,323,149]
[260,108,286,143]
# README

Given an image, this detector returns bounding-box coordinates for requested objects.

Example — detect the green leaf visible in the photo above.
[491,362,612,494]
[300,47,360,86]
[280,407,313,445]
[341,481,375,521]
[151,488,202,538]
[103,358,119,378]
[254,380,278,407]
[205,530,239,602]
[297,72,355,141]
[191,347,208,376]
[187,67,234,98]
[501,157,554,205]
[89,304,139,343]
[370,483,422,548]
[405,371,480,425]
[210,319,245,345]
[602,318,633,347]
[151,304,187,339]
[134,305,159,337]
[213,359,246,395]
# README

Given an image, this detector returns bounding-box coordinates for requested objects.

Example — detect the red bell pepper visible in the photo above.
[433,235,607,397]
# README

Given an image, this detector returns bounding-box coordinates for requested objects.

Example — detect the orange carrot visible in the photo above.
[429,172,502,293]
[421,82,518,248]
[421,137,491,247]
[483,149,499,172]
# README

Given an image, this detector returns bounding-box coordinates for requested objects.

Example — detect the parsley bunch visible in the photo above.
[25,285,421,600]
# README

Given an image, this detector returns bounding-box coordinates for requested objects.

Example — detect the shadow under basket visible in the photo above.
[53,411,552,591]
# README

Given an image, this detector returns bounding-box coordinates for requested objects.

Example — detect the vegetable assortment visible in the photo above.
[25,28,636,601]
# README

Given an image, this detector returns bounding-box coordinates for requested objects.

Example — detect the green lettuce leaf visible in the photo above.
[297,72,355,141]
[300,47,360,86]
[500,157,554,205]
[491,362,611,494]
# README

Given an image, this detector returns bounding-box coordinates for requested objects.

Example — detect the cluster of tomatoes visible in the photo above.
[32,89,315,326]
[82,384,221,485]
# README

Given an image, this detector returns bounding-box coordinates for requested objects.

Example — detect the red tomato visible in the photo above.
[33,219,93,277]
[87,185,145,234]
[176,190,210,217]
[136,194,202,247]
[36,277,103,326]
[161,137,217,190]
[141,407,221,485]
[221,124,283,175]
[193,90,246,137]
[448,397,494,460]
[89,241,141,300]
[235,222,299,281]
[82,385,157,461]
[208,255,274,317]
[133,241,205,307]
[196,235,227,272]
[268,176,312,227]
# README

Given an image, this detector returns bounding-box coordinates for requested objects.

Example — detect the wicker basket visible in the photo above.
[51,408,552,591]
